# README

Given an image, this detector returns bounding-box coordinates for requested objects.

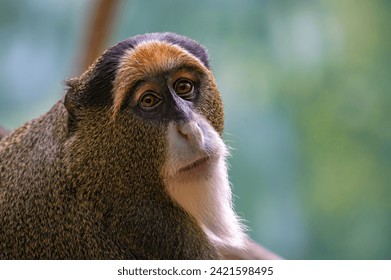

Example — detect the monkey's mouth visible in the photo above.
[178,156,210,173]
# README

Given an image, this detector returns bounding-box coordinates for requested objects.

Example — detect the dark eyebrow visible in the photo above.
[174,65,205,76]
[120,79,146,110]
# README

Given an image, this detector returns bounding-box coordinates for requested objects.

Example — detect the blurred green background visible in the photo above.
[1,0,390,259]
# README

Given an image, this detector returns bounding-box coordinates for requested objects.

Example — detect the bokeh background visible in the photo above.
[1,0,390,259]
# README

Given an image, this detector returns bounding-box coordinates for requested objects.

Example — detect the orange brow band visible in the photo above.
[111,41,209,118]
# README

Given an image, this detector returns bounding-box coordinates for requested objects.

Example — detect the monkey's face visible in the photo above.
[65,33,225,192]
[111,40,226,183]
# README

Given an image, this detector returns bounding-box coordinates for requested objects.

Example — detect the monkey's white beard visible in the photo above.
[163,118,247,256]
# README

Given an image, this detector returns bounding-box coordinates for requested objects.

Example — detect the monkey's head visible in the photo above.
[64,33,244,253]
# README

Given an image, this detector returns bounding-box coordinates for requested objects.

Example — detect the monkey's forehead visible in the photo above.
[119,40,209,78]
[125,32,210,68]
[112,39,212,115]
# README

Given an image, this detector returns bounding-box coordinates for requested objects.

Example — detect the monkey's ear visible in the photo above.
[64,78,82,132]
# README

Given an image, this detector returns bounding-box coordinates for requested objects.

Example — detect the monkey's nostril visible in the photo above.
[176,121,204,147]
[177,125,190,141]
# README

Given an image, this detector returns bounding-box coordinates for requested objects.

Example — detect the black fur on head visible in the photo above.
[64,33,210,112]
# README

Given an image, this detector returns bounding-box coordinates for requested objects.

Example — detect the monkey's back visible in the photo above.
[0,102,138,259]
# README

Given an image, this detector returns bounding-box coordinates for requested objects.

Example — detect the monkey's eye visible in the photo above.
[174,78,194,99]
[139,92,161,110]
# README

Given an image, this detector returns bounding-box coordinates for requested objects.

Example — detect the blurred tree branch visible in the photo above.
[232,238,283,260]
[79,0,121,73]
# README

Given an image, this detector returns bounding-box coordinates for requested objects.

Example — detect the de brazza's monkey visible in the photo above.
[0,32,280,260]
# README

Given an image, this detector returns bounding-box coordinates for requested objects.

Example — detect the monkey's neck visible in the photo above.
[165,157,247,255]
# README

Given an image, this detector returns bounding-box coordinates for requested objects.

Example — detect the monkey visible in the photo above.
[0,32,279,259]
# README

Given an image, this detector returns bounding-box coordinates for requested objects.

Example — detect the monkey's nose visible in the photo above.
[176,121,204,147]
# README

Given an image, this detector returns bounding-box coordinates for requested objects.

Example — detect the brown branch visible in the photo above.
[224,238,283,260]
[79,0,121,73]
